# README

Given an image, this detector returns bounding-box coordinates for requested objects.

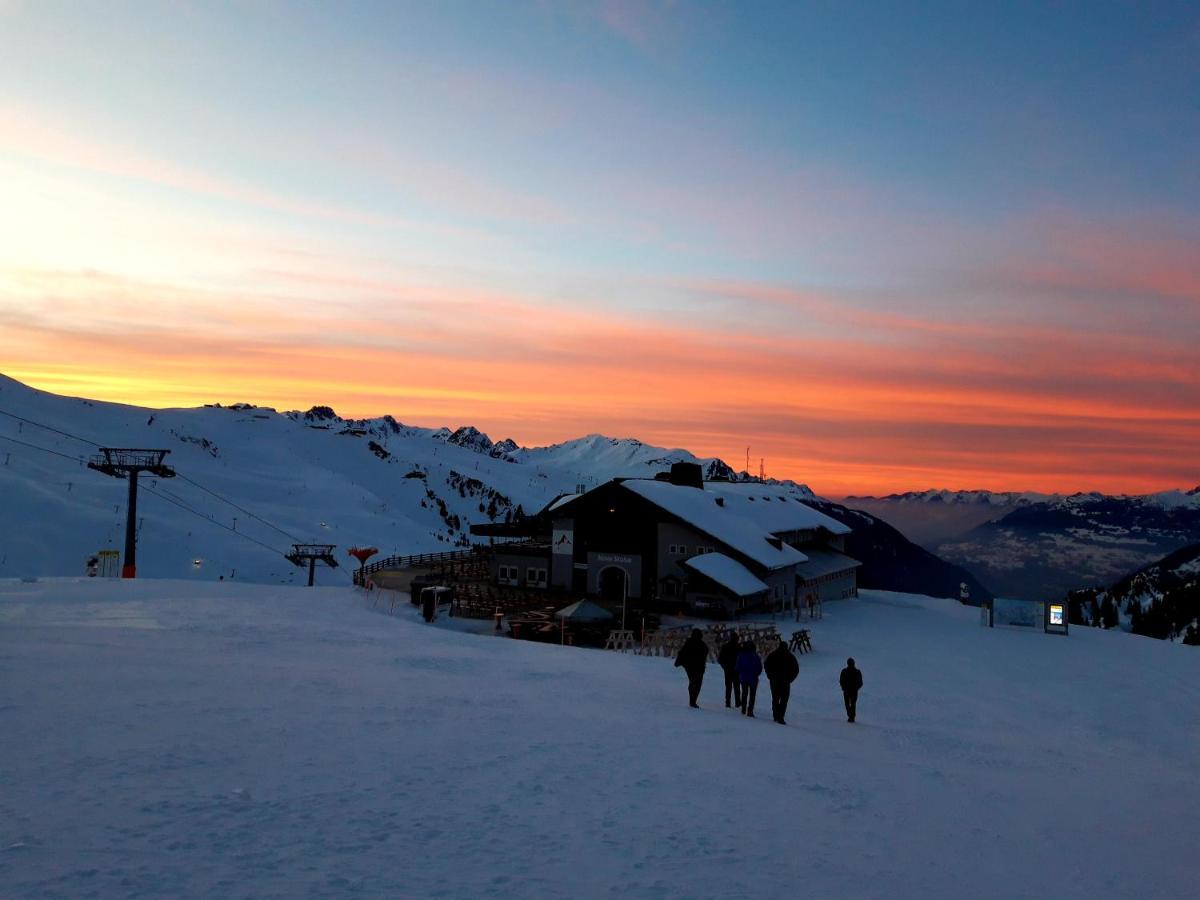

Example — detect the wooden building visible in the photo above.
[473,462,859,617]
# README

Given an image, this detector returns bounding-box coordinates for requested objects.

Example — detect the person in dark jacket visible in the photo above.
[717,632,743,708]
[735,641,763,717]
[839,657,863,722]
[674,628,708,708]
[764,638,800,724]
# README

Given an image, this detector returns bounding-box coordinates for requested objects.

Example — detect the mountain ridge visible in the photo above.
[2,374,975,601]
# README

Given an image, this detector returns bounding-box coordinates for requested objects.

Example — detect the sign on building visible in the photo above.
[552,528,574,555]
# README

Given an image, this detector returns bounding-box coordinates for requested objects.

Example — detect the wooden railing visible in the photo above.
[352,541,540,586]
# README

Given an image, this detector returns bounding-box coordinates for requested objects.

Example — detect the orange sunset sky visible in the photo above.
[1,3,1197,497]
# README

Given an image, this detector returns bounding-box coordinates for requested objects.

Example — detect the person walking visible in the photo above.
[840,657,863,722]
[717,631,743,709]
[764,638,800,724]
[674,628,709,708]
[736,640,763,717]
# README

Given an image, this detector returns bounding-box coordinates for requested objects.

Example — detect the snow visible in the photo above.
[2,579,1197,898]
[622,480,808,569]
[0,374,790,585]
[680,552,769,596]
[702,481,850,534]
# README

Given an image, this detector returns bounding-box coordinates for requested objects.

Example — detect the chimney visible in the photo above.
[668,461,704,489]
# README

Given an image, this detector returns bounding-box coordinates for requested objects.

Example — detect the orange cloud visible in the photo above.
[3,258,1197,497]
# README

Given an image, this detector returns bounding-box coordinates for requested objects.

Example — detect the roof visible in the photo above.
[682,553,769,597]
[794,548,861,580]
[622,480,808,570]
[555,599,615,622]
[546,493,580,513]
[700,482,850,535]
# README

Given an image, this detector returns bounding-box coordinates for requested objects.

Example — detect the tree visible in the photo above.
[1100,596,1118,630]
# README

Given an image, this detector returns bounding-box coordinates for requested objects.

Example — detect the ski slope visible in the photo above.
[2,581,1196,898]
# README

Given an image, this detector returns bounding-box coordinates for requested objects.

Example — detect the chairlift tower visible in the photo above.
[287,543,339,586]
[87,448,175,578]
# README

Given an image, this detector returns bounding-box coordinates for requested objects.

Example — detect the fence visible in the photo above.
[635,622,783,660]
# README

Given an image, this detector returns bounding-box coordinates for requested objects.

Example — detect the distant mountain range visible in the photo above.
[0,374,973,602]
[849,488,1200,600]
[1066,542,1200,644]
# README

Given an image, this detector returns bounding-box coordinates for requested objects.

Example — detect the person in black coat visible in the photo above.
[763,639,800,724]
[839,657,863,722]
[674,628,708,708]
[717,632,743,708]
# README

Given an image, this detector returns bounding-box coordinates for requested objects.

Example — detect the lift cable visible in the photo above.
[0,433,88,463]
[0,436,289,561]
[0,409,101,446]
[0,405,302,544]
[174,472,303,543]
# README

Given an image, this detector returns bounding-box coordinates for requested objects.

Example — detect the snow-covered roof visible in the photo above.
[546,493,580,513]
[701,482,850,535]
[794,548,861,580]
[682,553,769,597]
[622,480,808,570]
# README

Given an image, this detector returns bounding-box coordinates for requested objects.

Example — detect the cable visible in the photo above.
[0,405,301,545]
[140,483,288,558]
[0,408,101,446]
[0,434,288,561]
[0,433,87,463]
[175,472,303,543]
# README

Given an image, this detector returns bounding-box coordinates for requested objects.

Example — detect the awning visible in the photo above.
[555,600,615,622]
[795,548,861,581]
[681,552,769,597]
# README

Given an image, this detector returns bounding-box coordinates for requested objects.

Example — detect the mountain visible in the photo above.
[846,487,1200,601]
[805,499,993,604]
[843,489,1052,546]
[934,492,1200,600]
[1066,542,1200,643]
[8,376,1006,599]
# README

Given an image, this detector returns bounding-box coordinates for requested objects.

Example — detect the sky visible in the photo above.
[1,1,1197,496]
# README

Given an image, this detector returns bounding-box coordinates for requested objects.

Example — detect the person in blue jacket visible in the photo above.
[736,640,763,717]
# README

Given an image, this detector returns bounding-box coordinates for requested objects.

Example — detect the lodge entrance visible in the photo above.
[598,566,628,605]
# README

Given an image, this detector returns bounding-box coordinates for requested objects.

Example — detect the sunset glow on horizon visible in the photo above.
[2,2,1197,497]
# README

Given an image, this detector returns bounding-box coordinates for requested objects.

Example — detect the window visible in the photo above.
[498,565,519,586]
[526,567,548,588]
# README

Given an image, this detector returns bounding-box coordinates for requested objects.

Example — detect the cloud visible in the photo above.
[3,255,1197,496]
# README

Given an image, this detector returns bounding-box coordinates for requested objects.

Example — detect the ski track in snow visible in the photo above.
[1,581,1197,898]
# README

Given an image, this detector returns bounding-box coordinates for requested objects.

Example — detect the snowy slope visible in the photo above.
[0,374,781,583]
[1,579,1196,898]
[1067,542,1200,642]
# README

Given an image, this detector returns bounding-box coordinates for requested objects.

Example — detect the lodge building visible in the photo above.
[473,463,859,618]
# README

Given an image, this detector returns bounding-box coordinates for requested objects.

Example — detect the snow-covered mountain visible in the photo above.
[0,374,801,584]
[0,374,985,601]
[842,489,1053,546]
[933,491,1200,600]
[1066,542,1200,643]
